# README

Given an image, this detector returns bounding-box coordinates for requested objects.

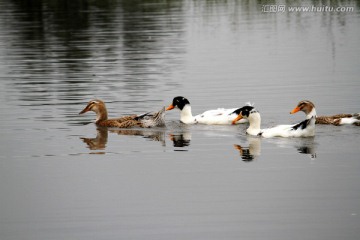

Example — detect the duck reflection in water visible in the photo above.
[234,136,317,161]
[112,128,166,146]
[81,126,108,151]
[169,132,191,148]
[268,137,317,160]
[294,137,317,159]
[234,136,261,162]
[80,126,166,151]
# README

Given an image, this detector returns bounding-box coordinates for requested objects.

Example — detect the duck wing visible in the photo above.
[115,120,142,128]
[113,115,137,123]
[134,111,153,121]
[291,118,312,130]
[97,119,140,128]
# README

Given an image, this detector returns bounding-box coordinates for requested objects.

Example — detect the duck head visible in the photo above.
[290,100,316,119]
[231,106,258,124]
[166,96,196,123]
[79,99,108,122]
[166,96,190,111]
[232,105,261,134]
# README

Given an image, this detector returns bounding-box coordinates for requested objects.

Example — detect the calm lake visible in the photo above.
[0,0,359,239]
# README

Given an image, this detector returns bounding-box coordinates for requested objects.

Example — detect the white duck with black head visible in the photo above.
[231,100,317,138]
[166,96,248,125]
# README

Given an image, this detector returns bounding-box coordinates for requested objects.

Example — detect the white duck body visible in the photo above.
[166,96,248,125]
[195,107,248,124]
[177,105,197,124]
[258,112,316,138]
[232,101,317,138]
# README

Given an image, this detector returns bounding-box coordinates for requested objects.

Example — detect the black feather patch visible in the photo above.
[230,106,255,117]
[291,118,312,130]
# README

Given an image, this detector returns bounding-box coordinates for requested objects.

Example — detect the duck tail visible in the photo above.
[134,111,152,120]
[245,102,255,107]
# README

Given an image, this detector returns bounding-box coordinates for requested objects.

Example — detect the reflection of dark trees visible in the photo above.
[2,0,185,106]
[7,0,99,70]
[120,1,184,92]
[2,0,358,107]
[3,0,120,104]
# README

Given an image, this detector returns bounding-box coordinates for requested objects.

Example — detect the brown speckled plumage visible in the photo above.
[95,115,139,127]
[316,114,359,126]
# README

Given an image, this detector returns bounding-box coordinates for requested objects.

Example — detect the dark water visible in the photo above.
[1,0,360,239]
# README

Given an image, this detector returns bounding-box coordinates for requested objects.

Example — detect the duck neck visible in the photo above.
[307,108,317,120]
[95,108,108,123]
[247,112,261,134]
[180,105,194,124]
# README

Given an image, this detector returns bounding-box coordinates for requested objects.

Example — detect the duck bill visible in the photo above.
[290,106,301,114]
[166,104,175,111]
[79,104,91,114]
[232,114,243,125]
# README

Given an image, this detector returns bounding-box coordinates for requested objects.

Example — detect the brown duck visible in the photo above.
[316,113,360,126]
[79,99,165,128]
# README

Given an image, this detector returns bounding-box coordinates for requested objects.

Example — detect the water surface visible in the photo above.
[0,0,360,239]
